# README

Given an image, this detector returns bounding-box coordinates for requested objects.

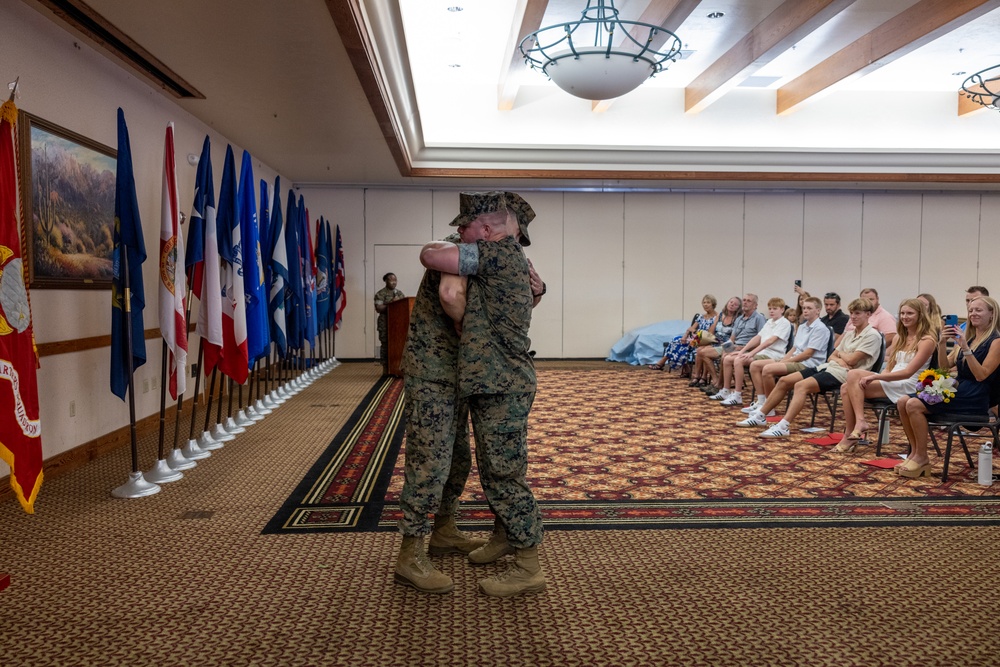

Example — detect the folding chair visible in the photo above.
[925,373,1000,482]
[808,332,885,433]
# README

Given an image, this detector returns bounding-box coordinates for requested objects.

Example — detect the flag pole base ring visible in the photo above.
[145,459,184,484]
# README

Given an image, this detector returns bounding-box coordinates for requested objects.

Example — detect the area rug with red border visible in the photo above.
[264,367,1000,534]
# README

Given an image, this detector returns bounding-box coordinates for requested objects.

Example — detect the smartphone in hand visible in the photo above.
[794,280,802,287]
[944,314,958,328]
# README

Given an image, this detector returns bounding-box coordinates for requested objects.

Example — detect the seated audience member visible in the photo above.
[833,299,937,452]
[793,291,811,325]
[820,292,850,346]
[649,295,718,375]
[844,288,897,345]
[689,296,741,387]
[720,298,792,407]
[895,295,1000,478]
[742,298,883,438]
[960,286,990,333]
[917,292,942,325]
[737,297,830,425]
[705,294,767,397]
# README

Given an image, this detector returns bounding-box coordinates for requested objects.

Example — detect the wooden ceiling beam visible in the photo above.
[593,0,700,112]
[498,0,549,111]
[777,0,1000,114]
[685,0,857,114]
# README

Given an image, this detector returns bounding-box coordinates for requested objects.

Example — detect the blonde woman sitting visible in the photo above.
[834,298,937,452]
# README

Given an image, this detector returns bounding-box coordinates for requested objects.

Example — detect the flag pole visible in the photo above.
[144,340,183,483]
[207,366,232,445]
[180,339,211,460]
[112,250,160,498]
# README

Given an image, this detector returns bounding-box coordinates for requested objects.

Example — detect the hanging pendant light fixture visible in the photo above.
[962,65,1000,111]
[519,0,682,101]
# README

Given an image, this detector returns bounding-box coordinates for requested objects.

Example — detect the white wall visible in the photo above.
[0,1,289,476]
[308,186,999,364]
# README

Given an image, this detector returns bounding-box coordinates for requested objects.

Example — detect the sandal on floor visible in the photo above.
[648,363,665,370]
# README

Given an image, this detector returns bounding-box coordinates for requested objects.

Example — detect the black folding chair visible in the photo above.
[808,332,885,433]
[926,372,1000,482]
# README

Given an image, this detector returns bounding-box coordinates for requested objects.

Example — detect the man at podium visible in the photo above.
[374,272,405,374]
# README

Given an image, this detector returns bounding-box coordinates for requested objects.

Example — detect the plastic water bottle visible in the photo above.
[979,443,994,486]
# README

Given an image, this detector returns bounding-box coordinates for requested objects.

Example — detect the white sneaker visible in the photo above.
[709,389,730,401]
[759,422,790,438]
[737,410,767,427]
[762,409,776,417]
[720,394,742,407]
[741,400,761,414]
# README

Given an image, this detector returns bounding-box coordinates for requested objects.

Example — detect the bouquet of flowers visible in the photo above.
[916,368,957,405]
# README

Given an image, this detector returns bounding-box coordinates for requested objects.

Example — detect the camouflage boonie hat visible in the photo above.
[504,191,535,247]
[448,191,537,246]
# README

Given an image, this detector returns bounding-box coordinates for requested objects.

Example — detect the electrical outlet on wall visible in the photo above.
[152,377,158,390]
[69,400,75,417]
[143,379,149,394]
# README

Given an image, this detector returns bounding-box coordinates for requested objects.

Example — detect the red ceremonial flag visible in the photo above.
[0,95,43,513]
[158,123,187,399]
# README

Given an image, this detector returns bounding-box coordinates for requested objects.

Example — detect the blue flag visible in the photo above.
[315,216,331,332]
[110,108,147,400]
[239,151,268,364]
[259,178,271,294]
[268,181,288,358]
[299,196,316,348]
[325,219,335,330]
[284,190,303,350]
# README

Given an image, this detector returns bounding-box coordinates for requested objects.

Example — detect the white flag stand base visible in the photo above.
[145,458,183,484]
[208,425,233,445]
[112,471,161,499]
[166,447,197,470]
[253,399,272,416]
[184,437,213,459]
[234,411,254,428]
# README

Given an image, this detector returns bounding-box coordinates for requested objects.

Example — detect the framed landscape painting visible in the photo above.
[18,111,117,289]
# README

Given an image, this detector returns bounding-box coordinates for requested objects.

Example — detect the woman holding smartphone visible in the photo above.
[894,296,1000,478]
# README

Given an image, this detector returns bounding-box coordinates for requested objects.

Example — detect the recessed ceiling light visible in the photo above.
[707,11,725,19]
[952,71,967,76]
[447,6,463,11]
[449,64,461,68]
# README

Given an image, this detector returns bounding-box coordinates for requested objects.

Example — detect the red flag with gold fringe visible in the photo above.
[0,95,43,513]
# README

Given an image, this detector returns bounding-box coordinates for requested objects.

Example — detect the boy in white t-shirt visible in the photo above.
[720,297,792,408]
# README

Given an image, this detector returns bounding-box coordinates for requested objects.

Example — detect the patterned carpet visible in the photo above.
[3,361,1000,666]
[267,365,1000,533]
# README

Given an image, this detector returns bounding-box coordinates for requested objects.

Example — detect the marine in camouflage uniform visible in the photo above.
[424,191,547,597]
[373,274,405,371]
[393,236,484,595]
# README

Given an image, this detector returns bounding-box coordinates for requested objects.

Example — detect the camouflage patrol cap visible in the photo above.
[449,191,508,228]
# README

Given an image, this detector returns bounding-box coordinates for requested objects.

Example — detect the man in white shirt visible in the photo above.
[720,297,792,408]
[738,297,831,425]
[747,298,883,438]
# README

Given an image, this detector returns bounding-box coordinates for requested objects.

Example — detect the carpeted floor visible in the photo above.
[2,361,1000,666]
[267,364,1000,533]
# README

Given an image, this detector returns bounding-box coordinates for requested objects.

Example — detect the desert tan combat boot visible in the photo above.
[478,546,546,598]
[394,536,454,594]
[467,520,515,564]
[428,515,487,555]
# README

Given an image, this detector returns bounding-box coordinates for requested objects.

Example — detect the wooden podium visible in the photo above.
[386,297,414,377]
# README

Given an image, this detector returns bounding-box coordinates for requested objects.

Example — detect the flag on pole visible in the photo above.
[216,146,248,384]
[259,178,271,298]
[300,200,317,348]
[188,138,224,375]
[0,92,43,513]
[238,151,268,365]
[324,218,334,330]
[268,180,288,358]
[158,123,187,399]
[110,108,146,400]
[284,190,303,350]
[333,224,346,330]
[315,216,330,334]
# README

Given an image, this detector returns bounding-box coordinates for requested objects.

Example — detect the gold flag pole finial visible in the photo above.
[7,77,19,102]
